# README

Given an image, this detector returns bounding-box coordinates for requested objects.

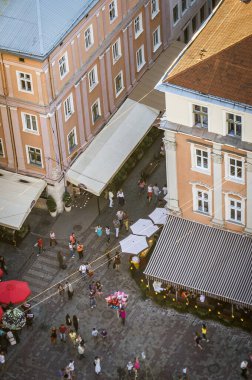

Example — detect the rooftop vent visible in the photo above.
[19,179,30,184]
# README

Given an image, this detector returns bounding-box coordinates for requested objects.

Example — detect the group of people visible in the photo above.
[137,180,167,204]
[194,323,209,350]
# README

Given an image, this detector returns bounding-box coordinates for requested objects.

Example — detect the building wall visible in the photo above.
[0,0,216,184]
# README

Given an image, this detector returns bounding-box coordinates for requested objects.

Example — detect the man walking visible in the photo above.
[89,290,97,309]
[113,218,120,238]
[105,226,111,243]
[76,242,84,260]
[79,263,87,279]
[153,184,160,205]
[108,190,114,208]
[69,242,75,259]
[49,231,57,246]
[194,332,203,350]
[116,210,124,228]
[59,323,67,342]
[37,237,43,255]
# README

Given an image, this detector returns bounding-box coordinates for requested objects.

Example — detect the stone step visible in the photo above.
[84,231,96,246]
[37,256,59,268]
[22,274,49,289]
[27,268,53,282]
[32,263,58,275]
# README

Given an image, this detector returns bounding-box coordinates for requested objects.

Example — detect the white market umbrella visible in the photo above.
[130,218,159,237]
[148,208,168,225]
[120,234,148,255]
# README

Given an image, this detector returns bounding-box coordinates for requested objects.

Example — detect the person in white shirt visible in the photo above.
[147,185,153,203]
[127,361,134,375]
[0,351,5,369]
[117,189,125,207]
[91,327,99,341]
[94,356,101,375]
[79,264,87,279]
[108,191,114,208]
[49,231,57,246]
[162,184,168,196]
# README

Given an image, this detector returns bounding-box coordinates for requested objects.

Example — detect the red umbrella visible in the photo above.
[0,280,31,304]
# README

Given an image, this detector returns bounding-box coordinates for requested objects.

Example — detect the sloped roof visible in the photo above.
[0,0,99,60]
[164,0,252,106]
[144,215,252,308]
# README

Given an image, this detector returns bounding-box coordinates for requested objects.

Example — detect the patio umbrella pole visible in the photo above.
[231,303,234,316]
[97,196,101,215]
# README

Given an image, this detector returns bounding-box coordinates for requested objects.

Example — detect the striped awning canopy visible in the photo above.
[144,216,252,308]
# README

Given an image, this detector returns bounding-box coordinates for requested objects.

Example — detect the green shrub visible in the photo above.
[46,196,57,212]
[62,191,72,207]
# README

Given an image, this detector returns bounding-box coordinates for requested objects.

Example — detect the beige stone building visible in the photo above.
[157,0,252,234]
[0,0,217,228]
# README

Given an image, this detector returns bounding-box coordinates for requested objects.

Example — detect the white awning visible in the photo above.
[66,99,159,196]
[0,169,46,230]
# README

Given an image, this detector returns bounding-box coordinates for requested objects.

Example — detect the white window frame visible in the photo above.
[112,38,122,64]
[0,138,5,158]
[153,26,161,52]
[84,25,94,50]
[58,52,69,80]
[136,45,146,72]
[151,0,160,19]
[181,0,188,14]
[26,145,43,168]
[21,112,39,134]
[226,113,242,138]
[16,71,33,93]
[91,98,101,125]
[224,154,245,184]
[109,0,118,23]
[114,71,124,97]
[134,13,143,39]
[192,185,212,216]
[173,4,180,25]
[67,127,78,154]
[192,104,208,128]
[88,65,99,92]
[64,93,74,121]
[190,144,211,175]
[225,195,245,225]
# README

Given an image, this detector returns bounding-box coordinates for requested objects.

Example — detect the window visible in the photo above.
[84,25,94,50]
[59,53,69,79]
[67,127,78,153]
[134,13,143,38]
[88,65,98,91]
[0,138,4,157]
[26,146,42,167]
[226,196,244,224]
[136,45,145,72]
[22,113,38,133]
[64,94,74,121]
[191,144,211,175]
[225,155,244,183]
[153,26,161,52]
[17,72,33,93]
[200,5,205,23]
[193,104,208,128]
[192,15,197,33]
[226,113,242,138]
[193,186,211,215]
[109,0,118,23]
[114,71,124,97]
[151,0,159,18]
[184,26,189,44]
[112,38,122,64]
[173,5,179,24]
[181,0,188,13]
[91,99,101,124]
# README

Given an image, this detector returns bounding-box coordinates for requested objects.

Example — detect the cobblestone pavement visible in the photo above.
[1,137,252,379]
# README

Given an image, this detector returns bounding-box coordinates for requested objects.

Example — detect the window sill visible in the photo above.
[226,219,244,227]
[191,167,210,176]
[193,210,211,217]
[60,71,69,81]
[23,129,39,136]
[92,116,101,125]
[153,42,162,53]
[151,10,160,20]
[194,124,208,129]
[227,134,241,139]
[115,86,125,98]
[110,17,118,25]
[69,145,78,154]
[65,112,74,122]
[137,61,146,73]
[89,82,99,93]
[224,176,245,185]
[173,19,180,27]
[29,162,43,168]
[113,55,122,65]
[85,43,94,52]
[18,88,33,95]
[135,30,144,39]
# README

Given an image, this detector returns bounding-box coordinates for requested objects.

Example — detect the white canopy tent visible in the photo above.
[148,208,168,225]
[130,218,159,238]
[66,99,159,196]
[0,169,46,230]
[120,234,149,255]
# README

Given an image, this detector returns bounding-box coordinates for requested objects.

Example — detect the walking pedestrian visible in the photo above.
[123,211,129,231]
[108,190,114,208]
[105,226,111,243]
[201,323,209,342]
[241,361,248,378]
[69,330,77,347]
[67,360,75,378]
[69,242,75,259]
[117,189,125,207]
[49,231,57,246]
[113,218,120,238]
[0,351,6,371]
[77,343,85,359]
[95,225,103,237]
[76,242,84,260]
[66,314,72,327]
[92,327,99,342]
[0,256,8,275]
[119,308,126,325]
[138,178,146,195]
[89,290,97,309]
[134,357,140,373]
[37,237,43,255]
[69,232,76,248]
[72,315,79,333]
[126,361,134,376]
[66,281,74,300]
[105,248,111,268]
[113,253,121,271]
[59,324,67,342]
[153,184,160,205]
[95,280,103,296]
[116,210,124,228]
[57,251,66,269]
[58,283,65,301]
[147,185,153,203]
[194,332,203,350]
[100,329,107,340]
[162,184,168,196]
[94,356,101,375]
[79,263,87,279]
[50,327,57,344]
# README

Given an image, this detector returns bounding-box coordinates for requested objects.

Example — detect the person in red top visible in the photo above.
[59,323,67,342]
[37,238,43,255]
[69,232,76,248]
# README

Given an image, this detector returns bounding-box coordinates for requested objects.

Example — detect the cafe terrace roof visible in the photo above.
[144,215,252,308]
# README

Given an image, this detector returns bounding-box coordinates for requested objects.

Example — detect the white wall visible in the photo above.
[165,92,252,143]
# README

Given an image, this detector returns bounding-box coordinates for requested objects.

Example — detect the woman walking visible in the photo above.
[66,281,74,300]
[66,313,72,327]
[95,225,103,237]
[50,327,57,345]
[73,315,79,333]
[94,356,102,375]
[117,189,125,207]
